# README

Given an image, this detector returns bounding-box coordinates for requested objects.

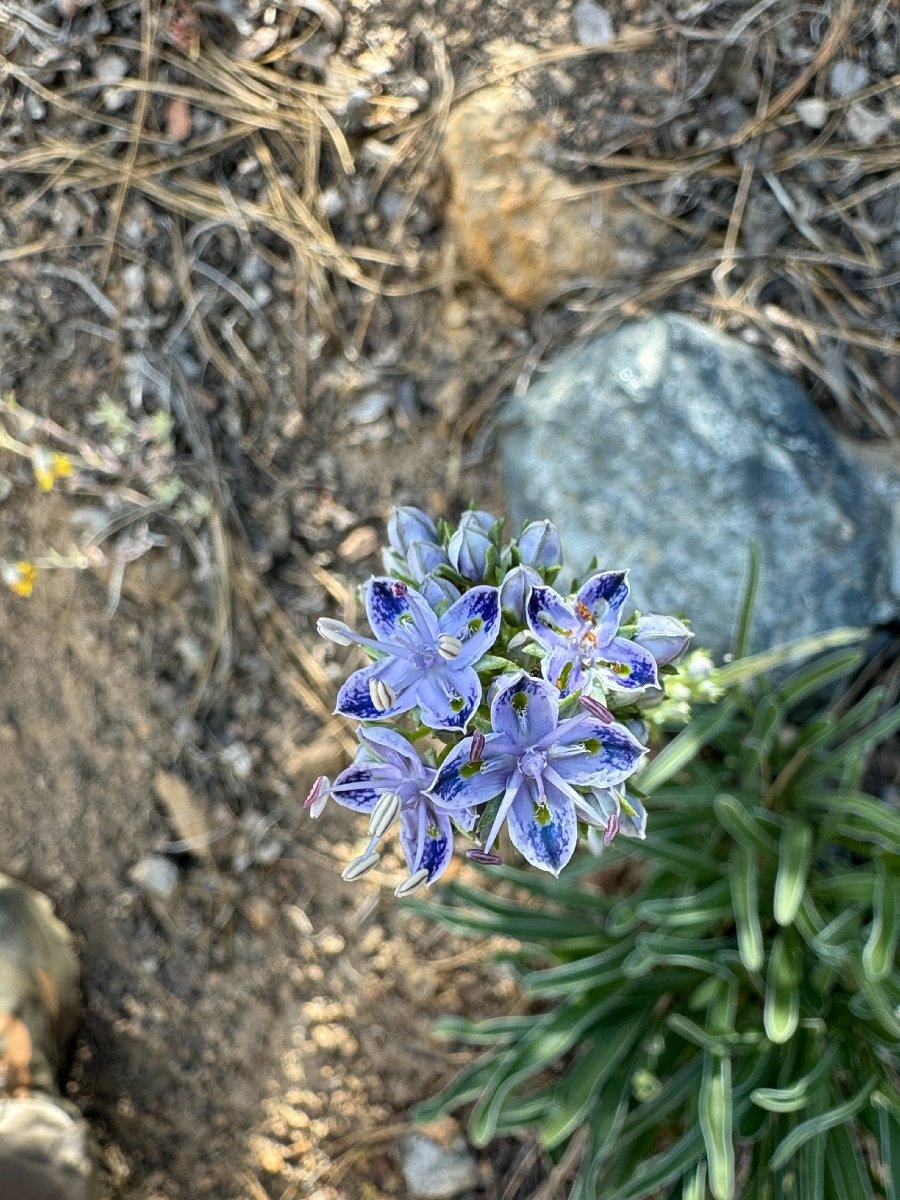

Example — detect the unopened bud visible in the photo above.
[517,520,562,570]
[632,614,693,666]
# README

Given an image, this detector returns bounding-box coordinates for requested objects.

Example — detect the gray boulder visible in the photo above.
[498,314,899,658]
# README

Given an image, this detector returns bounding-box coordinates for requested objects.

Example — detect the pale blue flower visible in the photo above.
[526,571,659,696]
[318,578,501,730]
[430,675,646,875]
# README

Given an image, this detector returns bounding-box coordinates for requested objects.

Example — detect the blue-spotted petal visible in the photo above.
[506,777,577,875]
[366,578,439,645]
[526,586,579,650]
[439,586,501,667]
[540,646,584,697]
[546,719,646,786]
[416,664,482,731]
[400,804,454,882]
[575,571,630,641]
[329,762,393,813]
[429,738,513,811]
[335,658,418,721]
[595,637,659,691]
[356,725,424,777]
[491,675,559,746]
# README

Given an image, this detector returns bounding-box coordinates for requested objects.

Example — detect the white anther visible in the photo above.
[341,851,381,881]
[438,633,463,661]
[316,617,354,646]
[368,791,402,839]
[394,868,430,897]
[369,678,397,711]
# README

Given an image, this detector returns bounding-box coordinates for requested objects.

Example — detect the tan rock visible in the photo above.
[443,86,660,308]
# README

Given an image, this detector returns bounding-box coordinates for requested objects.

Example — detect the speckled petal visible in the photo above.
[329,762,395,813]
[576,571,630,642]
[415,664,481,731]
[400,804,454,882]
[546,717,646,786]
[594,637,659,691]
[429,737,513,811]
[335,658,418,721]
[526,585,579,651]
[366,578,439,645]
[491,675,559,746]
[506,777,577,876]
[540,646,584,697]
[439,586,501,667]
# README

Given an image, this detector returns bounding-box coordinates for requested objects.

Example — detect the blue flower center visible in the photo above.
[519,748,547,779]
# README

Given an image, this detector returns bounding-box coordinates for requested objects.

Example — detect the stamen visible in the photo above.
[368,791,402,839]
[369,678,397,711]
[304,776,330,817]
[604,813,620,846]
[341,850,381,881]
[437,633,463,660]
[470,731,485,762]
[316,618,355,646]
[580,695,614,723]
[394,868,430,897]
[466,848,503,866]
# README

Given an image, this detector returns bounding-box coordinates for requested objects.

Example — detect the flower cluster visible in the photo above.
[311,507,694,895]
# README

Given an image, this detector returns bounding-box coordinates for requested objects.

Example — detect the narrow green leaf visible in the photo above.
[683,1161,707,1200]
[863,863,898,983]
[769,1077,879,1170]
[738,693,784,787]
[824,1120,875,1200]
[730,844,764,972]
[876,1100,900,1200]
[733,541,760,660]
[602,1126,706,1200]
[411,1051,513,1124]
[714,627,868,688]
[777,647,866,710]
[774,817,814,927]
[432,1014,535,1045]
[796,1103,827,1200]
[751,1043,839,1113]
[637,698,740,793]
[764,932,800,1045]
[540,1018,644,1149]
[667,1013,764,1054]
[715,793,777,854]
[523,945,630,998]
[700,1052,735,1200]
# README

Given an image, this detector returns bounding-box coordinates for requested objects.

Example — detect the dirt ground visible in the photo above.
[1,0,898,1197]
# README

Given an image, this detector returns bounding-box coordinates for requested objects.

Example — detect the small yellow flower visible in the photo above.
[32,448,73,493]
[2,560,37,597]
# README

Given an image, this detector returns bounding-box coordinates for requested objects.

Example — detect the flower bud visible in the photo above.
[499,564,540,623]
[418,574,461,610]
[448,520,494,580]
[517,520,562,570]
[457,509,498,537]
[632,614,693,665]
[386,506,438,556]
[407,539,449,582]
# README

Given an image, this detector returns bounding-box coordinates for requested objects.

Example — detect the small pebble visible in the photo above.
[829,59,869,98]
[129,855,179,899]
[794,98,829,130]
[401,1131,478,1200]
[573,0,614,46]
